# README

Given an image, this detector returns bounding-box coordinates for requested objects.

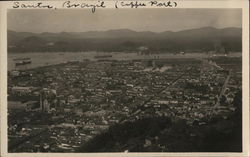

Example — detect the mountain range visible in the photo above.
[8,27,242,53]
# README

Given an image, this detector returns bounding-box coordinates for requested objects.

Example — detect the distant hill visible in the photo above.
[8,27,242,53]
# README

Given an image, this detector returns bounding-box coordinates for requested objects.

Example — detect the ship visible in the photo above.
[13,57,31,61]
[14,58,32,66]
[94,55,112,59]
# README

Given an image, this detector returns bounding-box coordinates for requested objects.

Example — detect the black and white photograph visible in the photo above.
[1,1,249,155]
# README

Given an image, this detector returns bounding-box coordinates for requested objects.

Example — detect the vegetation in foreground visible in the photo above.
[78,91,242,152]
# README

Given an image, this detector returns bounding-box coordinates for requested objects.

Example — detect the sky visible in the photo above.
[7,9,242,33]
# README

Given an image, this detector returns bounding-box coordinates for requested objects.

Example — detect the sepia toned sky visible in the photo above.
[8,9,242,33]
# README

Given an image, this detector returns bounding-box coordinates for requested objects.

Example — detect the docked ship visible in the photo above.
[14,58,32,66]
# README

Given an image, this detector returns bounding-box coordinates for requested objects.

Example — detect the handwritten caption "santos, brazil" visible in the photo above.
[12,1,178,13]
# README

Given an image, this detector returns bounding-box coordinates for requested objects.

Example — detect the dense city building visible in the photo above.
[8,56,242,152]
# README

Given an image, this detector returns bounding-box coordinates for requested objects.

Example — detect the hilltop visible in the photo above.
[8,27,242,53]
